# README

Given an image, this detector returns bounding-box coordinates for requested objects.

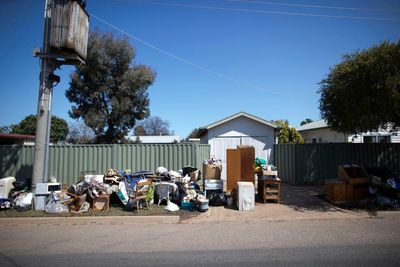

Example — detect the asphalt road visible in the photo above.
[0,217,399,266]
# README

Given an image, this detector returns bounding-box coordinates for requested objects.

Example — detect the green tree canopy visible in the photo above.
[66,30,156,143]
[273,120,304,144]
[138,116,170,136]
[300,118,313,126]
[319,41,400,133]
[11,114,68,141]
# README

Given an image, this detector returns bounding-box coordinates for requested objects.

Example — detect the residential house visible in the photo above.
[0,134,36,145]
[296,119,400,143]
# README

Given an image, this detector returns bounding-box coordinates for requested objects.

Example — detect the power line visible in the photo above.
[113,0,400,21]
[90,13,304,100]
[226,0,400,13]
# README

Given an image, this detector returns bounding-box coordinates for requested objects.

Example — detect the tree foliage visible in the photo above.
[67,121,95,144]
[0,125,11,134]
[274,120,304,144]
[134,125,147,136]
[66,30,156,143]
[187,128,202,139]
[11,114,68,141]
[139,116,170,136]
[300,118,313,126]
[319,41,400,133]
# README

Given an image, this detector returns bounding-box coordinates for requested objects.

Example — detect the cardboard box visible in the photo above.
[92,195,109,211]
[203,163,222,179]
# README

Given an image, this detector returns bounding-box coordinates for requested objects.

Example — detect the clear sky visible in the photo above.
[0,0,399,139]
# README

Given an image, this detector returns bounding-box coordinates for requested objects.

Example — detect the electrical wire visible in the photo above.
[90,13,305,99]
[113,0,400,21]
[226,0,400,13]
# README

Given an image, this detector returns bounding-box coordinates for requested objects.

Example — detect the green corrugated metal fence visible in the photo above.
[273,143,400,185]
[0,144,210,185]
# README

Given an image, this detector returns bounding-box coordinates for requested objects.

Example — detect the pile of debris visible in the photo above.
[325,164,400,209]
[0,164,210,214]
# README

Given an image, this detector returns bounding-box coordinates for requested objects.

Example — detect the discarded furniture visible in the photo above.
[129,180,152,213]
[258,177,281,204]
[325,164,370,203]
[237,181,255,211]
[204,179,223,198]
[227,146,255,192]
[154,182,178,205]
[92,195,109,211]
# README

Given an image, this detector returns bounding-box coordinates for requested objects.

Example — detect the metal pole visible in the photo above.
[32,0,54,187]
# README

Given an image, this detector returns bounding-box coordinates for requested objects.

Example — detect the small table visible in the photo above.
[258,178,280,204]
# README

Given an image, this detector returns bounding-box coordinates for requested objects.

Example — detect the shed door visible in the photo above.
[210,136,272,182]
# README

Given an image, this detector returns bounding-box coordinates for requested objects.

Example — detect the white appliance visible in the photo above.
[0,177,16,198]
[237,182,255,211]
[34,182,61,210]
[204,179,223,197]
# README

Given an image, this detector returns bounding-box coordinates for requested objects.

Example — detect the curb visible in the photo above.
[0,215,180,226]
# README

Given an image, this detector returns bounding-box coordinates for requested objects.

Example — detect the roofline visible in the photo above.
[0,133,36,140]
[203,111,280,130]
[296,119,329,132]
[297,126,328,132]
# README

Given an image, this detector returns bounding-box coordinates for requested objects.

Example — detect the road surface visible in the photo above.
[0,217,399,266]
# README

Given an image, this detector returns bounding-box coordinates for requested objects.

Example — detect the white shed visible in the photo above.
[198,112,280,180]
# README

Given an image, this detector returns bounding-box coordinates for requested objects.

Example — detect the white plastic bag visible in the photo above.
[117,182,129,205]
[13,192,33,210]
[164,200,179,212]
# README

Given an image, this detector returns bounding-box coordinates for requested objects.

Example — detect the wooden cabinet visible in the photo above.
[226,146,255,192]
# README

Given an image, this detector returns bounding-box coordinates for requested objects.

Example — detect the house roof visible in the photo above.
[197,111,280,137]
[296,119,328,132]
[0,133,36,140]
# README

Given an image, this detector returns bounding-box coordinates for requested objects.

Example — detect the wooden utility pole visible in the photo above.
[32,0,88,190]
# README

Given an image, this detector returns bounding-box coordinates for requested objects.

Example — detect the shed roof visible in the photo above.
[197,111,280,137]
[296,119,328,132]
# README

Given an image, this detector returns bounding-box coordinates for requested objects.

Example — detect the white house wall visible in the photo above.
[300,127,400,143]
[301,128,348,143]
[348,129,400,143]
[202,116,276,181]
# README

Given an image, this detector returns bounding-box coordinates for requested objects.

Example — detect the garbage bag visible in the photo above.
[45,192,69,213]
[209,193,226,206]
[156,166,168,175]
[13,192,33,211]
[45,200,69,213]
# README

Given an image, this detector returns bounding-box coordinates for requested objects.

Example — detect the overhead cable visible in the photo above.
[226,0,400,13]
[113,0,400,21]
[91,13,304,99]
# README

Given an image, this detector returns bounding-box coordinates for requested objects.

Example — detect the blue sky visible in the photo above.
[0,0,399,138]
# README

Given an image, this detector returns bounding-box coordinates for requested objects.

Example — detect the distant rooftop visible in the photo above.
[127,136,180,143]
[296,120,328,131]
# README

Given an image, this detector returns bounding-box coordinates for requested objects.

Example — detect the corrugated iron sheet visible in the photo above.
[273,143,400,185]
[0,144,210,185]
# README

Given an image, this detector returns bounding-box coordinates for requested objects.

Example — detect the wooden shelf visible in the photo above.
[258,179,280,204]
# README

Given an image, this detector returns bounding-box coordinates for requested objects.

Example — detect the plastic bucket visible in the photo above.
[198,199,209,212]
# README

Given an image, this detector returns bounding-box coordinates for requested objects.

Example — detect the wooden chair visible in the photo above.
[129,180,152,213]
